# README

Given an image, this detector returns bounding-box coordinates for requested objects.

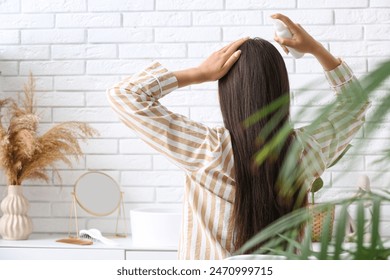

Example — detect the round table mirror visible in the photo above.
[74,172,121,216]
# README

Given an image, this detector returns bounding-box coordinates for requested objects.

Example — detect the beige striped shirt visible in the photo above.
[107,60,370,260]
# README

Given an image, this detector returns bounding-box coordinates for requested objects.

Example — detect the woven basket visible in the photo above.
[309,204,335,242]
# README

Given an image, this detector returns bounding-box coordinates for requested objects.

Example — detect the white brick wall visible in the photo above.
[0,0,389,237]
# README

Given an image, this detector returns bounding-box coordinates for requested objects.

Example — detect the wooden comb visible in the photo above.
[56,237,93,245]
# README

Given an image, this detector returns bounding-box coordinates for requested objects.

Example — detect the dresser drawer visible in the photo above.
[0,247,125,260]
[125,250,177,260]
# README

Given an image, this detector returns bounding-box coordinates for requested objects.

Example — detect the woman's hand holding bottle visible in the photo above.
[272,13,341,71]
[272,13,321,55]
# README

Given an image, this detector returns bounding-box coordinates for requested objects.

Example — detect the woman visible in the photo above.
[107,14,370,259]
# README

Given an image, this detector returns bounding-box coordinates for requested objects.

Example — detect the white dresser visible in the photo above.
[0,235,178,260]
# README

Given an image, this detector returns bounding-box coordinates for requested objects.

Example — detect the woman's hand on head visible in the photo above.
[271,13,322,55]
[195,37,249,83]
[173,37,248,88]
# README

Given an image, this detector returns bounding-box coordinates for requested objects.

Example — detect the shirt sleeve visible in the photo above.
[107,61,222,173]
[295,60,371,183]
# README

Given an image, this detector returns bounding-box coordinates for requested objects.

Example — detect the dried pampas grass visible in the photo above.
[0,73,98,186]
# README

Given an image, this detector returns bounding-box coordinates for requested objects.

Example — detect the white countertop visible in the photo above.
[0,234,178,251]
[2,235,388,256]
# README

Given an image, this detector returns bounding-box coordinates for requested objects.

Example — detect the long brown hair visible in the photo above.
[218,38,303,251]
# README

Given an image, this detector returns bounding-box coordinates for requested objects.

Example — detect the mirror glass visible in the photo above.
[74,172,121,216]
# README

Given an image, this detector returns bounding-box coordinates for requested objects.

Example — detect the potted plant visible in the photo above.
[0,74,97,240]
[236,192,390,260]
[236,60,390,259]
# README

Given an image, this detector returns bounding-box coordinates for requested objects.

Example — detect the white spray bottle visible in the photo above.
[272,19,304,59]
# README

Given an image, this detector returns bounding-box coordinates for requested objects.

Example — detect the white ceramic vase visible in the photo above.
[0,185,32,240]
